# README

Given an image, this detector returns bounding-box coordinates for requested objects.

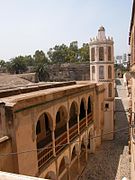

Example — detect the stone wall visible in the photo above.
[48,63,90,81]
[0,137,14,173]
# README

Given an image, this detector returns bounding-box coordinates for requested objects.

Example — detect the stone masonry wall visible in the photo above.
[47,63,90,81]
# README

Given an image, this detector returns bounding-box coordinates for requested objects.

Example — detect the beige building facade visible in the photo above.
[0,81,105,180]
[90,26,115,140]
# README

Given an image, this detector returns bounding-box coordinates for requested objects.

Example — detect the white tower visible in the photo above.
[89,26,114,140]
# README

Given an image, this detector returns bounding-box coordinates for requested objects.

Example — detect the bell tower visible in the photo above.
[89,26,114,140]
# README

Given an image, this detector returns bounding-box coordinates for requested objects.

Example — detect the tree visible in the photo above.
[36,64,49,81]
[0,60,6,68]
[24,55,35,66]
[47,44,69,63]
[68,41,78,62]
[7,56,27,74]
[34,50,48,65]
[78,43,89,62]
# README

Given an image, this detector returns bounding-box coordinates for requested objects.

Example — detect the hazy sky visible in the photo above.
[0,0,132,60]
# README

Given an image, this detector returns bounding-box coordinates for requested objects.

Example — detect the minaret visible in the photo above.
[89,26,114,140]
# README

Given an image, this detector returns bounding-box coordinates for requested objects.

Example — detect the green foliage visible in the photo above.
[7,56,28,74]
[0,41,90,76]
[34,50,48,65]
[47,41,89,63]
[78,43,89,62]
[47,44,69,63]
[0,60,6,68]
[36,64,49,81]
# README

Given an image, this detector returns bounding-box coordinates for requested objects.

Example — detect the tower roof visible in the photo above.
[98,26,105,31]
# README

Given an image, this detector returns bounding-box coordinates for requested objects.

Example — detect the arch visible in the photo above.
[99,66,104,79]
[58,156,69,176]
[80,137,86,154]
[99,47,104,61]
[36,111,53,130]
[92,66,95,80]
[45,171,57,180]
[88,128,94,150]
[108,65,112,79]
[69,100,79,115]
[55,105,68,138]
[69,101,78,128]
[56,105,68,123]
[87,96,92,114]
[91,47,95,61]
[88,129,93,149]
[79,98,86,121]
[36,112,52,149]
[71,146,76,161]
[108,83,112,97]
[71,143,80,160]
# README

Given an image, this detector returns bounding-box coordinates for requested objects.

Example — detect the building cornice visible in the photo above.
[89,40,113,46]
[90,61,114,65]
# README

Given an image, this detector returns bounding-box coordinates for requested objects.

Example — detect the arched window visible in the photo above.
[108,83,112,97]
[80,99,86,120]
[69,102,78,128]
[36,121,41,135]
[92,66,95,80]
[99,47,104,61]
[55,106,67,138]
[91,47,95,61]
[36,113,52,149]
[99,66,104,79]
[108,46,112,61]
[108,66,112,79]
[87,96,92,114]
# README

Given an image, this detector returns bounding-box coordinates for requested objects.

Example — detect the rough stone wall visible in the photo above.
[47,63,90,81]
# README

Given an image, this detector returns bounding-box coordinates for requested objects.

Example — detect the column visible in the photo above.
[86,110,88,127]
[52,130,56,157]
[84,139,88,162]
[67,121,70,144]
[76,151,80,173]
[66,164,70,180]
[77,114,80,135]
[90,132,95,153]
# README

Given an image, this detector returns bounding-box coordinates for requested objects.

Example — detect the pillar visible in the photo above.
[52,130,56,157]
[67,121,70,144]
[90,132,95,153]
[66,164,70,180]
[77,114,80,135]
[76,151,80,173]
[84,138,88,162]
[86,110,88,127]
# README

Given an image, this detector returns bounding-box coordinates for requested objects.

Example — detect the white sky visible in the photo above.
[0,0,132,60]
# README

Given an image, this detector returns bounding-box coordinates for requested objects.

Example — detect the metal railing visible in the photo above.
[38,142,53,170]
[37,113,93,170]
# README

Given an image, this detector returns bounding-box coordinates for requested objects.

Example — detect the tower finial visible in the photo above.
[98,26,105,32]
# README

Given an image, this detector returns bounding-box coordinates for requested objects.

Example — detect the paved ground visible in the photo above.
[79,78,131,180]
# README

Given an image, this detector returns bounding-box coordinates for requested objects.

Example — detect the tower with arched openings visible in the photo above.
[89,26,114,140]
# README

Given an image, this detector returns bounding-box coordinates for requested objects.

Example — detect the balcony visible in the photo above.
[69,123,78,141]
[37,113,93,170]
[79,117,86,133]
[38,142,53,170]
[87,113,93,125]
[55,131,67,155]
